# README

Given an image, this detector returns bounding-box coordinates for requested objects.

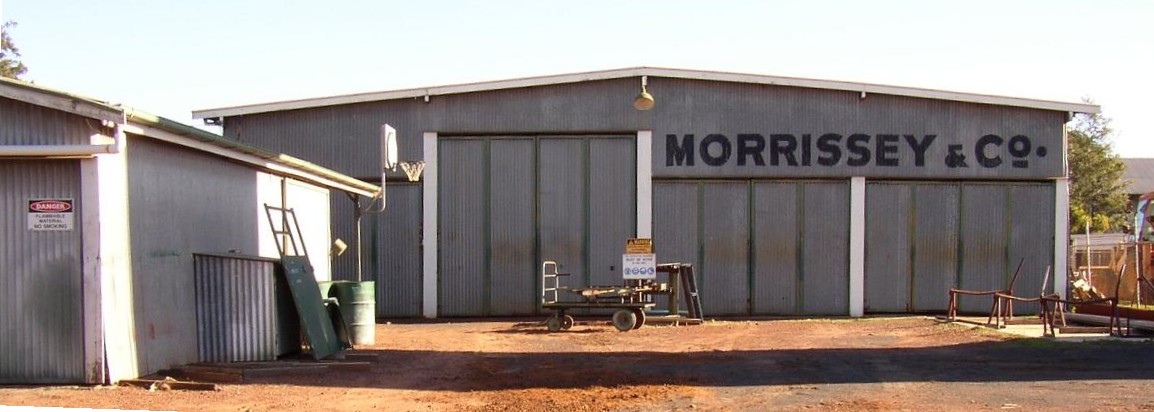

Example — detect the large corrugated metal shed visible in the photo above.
[193,67,1100,119]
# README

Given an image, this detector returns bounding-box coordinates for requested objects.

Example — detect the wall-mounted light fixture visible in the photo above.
[634,75,654,111]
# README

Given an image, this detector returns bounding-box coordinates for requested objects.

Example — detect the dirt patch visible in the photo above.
[2,317,1153,411]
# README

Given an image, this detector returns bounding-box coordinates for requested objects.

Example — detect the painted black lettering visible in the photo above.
[876,134,899,166]
[737,134,766,166]
[976,134,1003,168]
[700,134,731,167]
[801,134,812,166]
[817,134,842,166]
[846,134,871,167]
[905,134,935,167]
[1008,135,1031,168]
[666,134,695,166]
[770,134,799,166]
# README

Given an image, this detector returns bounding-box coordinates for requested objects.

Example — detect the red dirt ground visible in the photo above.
[2,317,1154,411]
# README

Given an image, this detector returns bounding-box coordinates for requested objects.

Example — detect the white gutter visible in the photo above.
[0,115,125,157]
[0,144,117,157]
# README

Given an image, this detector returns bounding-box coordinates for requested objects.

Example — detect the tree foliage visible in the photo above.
[1067,106,1128,233]
[1,21,28,79]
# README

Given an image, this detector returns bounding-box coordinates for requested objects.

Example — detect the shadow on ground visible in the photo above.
[243,336,1154,392]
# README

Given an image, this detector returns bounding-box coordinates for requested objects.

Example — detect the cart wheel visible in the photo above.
[560,314,575,330]
[632,308,646,330]
[546,315,562,332]
[612,309,637,331]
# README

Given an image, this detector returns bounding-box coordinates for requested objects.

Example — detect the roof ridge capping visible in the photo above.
[192,66,1101,119]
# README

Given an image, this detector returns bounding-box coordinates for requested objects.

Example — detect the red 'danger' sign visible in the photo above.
[28,199,74,231]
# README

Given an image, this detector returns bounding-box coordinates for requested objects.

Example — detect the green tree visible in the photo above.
[1,21,28,79]
[1067,105,1128,233]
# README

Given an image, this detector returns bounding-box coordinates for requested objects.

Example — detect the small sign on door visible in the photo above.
[28,198,74,231]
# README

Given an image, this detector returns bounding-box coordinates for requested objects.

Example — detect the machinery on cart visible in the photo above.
[540,259,702,332]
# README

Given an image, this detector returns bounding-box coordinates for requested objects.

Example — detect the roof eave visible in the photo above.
[0,76,124,123]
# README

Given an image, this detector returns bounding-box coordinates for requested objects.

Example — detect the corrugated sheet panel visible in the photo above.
[127,138,264,373]
[865,183,913,313]
[538,139,587,297]
[753,182,800,314]
[0,160,84,384]
[654,183,699,265]
[701,182,750,315]
[225,79,639,177]
[587,137,636,287]
[958,184,1010,313]
[225,77,1066,181]
[194,254,279,363]
[0,99,93,145]
[438,139,487,316]
[489,138,536,315]
[653,182,699,311]
[802,182,850,314]
[911,184,961,311]
[374,183,423,317]
[1007,183,1055,315]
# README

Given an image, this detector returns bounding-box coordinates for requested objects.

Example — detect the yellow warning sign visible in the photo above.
[625,238,653,254]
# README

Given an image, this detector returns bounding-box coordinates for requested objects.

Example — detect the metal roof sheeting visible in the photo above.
[0,76,380,197]
[193,67,1101,119]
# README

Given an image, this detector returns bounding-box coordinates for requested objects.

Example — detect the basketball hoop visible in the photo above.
[399,161,426,182]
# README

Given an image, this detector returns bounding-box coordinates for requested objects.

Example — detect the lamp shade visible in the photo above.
[633,90,655,111]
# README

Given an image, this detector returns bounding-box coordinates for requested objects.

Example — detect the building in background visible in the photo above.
[1121,158,1154,206]
[0,77,378,384]
[194,67,1097,319]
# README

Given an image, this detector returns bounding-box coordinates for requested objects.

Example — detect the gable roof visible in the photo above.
[192,66,1101,119]
[0,76,379,197]
[1122,158,1154,195]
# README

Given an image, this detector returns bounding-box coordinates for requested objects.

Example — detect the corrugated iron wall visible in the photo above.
[911,184,961,312]
[588,139,637,287]
[127,138,265,373]
[438,136,634,315]
[538,138,587,295]
[0,99,93,145]
[373,183,423,317]
[865,183,913,312]
[1007,184,1057,313]
[194,254,280,363]
[0,160,84,383]
[959,185,1010,313]
[801,182,851,314]
[654,180,850,316]
[752,182,800,314]
[864,182,1055,314]
[489,139,536,315]
[439,139,487,316]
[223,78,1066,181]
[217,75,1070,318]
[701,182,751,315]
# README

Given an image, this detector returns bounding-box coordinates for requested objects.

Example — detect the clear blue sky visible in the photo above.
[4,1,1152,156]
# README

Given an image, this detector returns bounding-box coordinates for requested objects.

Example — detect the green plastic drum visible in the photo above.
[330,281,376,345]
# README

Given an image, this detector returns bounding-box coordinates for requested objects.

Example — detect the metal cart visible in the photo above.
[540,261,660,332]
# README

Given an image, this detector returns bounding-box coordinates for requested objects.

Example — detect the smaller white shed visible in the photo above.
[0,77,379,384]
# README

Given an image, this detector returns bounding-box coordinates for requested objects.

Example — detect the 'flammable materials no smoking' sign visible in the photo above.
[28,199,75,231]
